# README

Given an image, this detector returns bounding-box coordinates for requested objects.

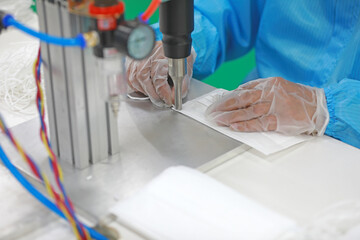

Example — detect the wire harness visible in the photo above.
[0,139,108,240]
[0,49,108,240]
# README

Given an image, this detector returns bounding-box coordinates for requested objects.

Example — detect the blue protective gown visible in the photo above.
[153,0,360,149]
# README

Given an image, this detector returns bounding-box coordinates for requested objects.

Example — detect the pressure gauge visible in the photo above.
[114,21,156,60]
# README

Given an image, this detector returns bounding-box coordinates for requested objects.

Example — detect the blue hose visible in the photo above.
[0,145,108,240]
[2,14,86,48]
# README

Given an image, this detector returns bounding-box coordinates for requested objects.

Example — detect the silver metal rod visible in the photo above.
[168,58,186,110]
[173,76,183,110]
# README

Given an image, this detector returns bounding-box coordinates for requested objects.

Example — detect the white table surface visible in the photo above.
[209,136,360,223]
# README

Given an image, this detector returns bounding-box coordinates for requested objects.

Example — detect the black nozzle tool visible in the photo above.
[159,0,194,59]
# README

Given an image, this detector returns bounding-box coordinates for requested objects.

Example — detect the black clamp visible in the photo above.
[0,10,8,34]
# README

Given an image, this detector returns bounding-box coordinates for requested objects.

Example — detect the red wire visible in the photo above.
[34,50,88,240]
[5,130,42,179]
[141,0,161,22]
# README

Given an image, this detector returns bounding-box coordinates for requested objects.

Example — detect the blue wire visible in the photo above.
[2,15,86,48]
[0,144,108,240]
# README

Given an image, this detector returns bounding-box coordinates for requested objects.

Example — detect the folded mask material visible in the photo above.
[179,89,311,155]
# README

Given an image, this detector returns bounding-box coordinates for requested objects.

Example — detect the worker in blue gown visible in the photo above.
[126,0,360,149]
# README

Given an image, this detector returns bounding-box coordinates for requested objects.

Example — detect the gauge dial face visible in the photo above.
[127,25,155,60]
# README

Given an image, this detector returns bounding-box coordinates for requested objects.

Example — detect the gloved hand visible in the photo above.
[126,41,196,107]
[206,77,329,135]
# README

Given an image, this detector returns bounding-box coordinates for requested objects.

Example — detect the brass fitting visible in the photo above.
[83,31,99,48]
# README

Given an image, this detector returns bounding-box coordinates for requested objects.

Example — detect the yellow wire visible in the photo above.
[44,174,82,240]
[40,131,64,181]
[34,57,89,239]
[1,98,89,240]
[1,59,82,239]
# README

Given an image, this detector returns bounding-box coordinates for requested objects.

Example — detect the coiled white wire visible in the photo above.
[0,42,39,114]
[0,0,34,23]
[0,0,39,114]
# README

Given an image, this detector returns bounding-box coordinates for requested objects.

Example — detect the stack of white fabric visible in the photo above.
[111,166,296,240]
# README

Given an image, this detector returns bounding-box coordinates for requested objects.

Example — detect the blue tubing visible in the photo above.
[0,145,108,240]
[2,14,86,48]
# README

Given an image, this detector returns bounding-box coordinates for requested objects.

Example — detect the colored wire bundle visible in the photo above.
[0,48,109,239]
[0,128,107,240]
[140,0,161,23]
[0,108,91,240]
[33,48,91,239]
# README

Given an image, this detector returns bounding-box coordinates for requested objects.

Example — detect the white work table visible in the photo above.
[209,136,360,224]
[1,113,360,239]
[1,9,360,240]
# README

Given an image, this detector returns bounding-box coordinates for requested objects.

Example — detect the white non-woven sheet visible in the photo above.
[179,89,311,155]
[111,166,296,240]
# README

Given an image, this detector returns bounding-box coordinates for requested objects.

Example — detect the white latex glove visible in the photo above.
[206,77,329,136]
[126,41,196,107]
